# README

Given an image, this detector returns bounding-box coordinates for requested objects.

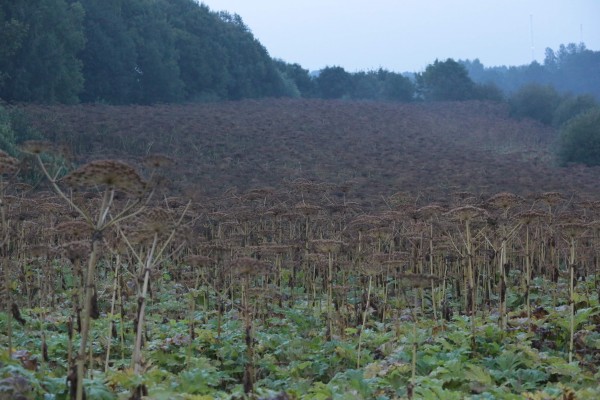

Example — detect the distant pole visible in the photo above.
[580,24,584,44]
[529,14,535,62]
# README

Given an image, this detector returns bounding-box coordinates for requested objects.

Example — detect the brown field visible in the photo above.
[21,99,600,207]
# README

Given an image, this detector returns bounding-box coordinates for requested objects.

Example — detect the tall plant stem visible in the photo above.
[465,219,477,352]
[429,223,438,322]
[3,259,11,360]
[525,225,532,322]
[1,187,13,360]
[357,274,372,369]
[568,236,576,363]
[133,233,158,374]
[104,258,120,373]
[76,232,102,400]
[499,238,507,330]
[327,250,333,340]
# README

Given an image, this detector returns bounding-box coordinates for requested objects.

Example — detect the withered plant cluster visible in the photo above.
[1,144,190,399]
[1,100,600,398]
[2,137,600,397]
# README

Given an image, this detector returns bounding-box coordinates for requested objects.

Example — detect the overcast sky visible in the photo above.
[199,0,600,73]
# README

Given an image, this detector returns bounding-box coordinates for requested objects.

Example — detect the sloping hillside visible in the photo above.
[21,99,600,206]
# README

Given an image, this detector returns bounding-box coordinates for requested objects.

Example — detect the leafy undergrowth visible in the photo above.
[2,275,599,399]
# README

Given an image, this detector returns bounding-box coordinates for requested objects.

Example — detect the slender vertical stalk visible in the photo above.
[76,234,102,400]
[1,193,12,360]
[3,259,11,360]
[568,236,576,363]
[105,258,120,373]
[411,289,419,385]
[525,225,531,322]
[499,237,507,330]
[357,275,372,369]
[133,233,158,374]
[465,219,477,352]
[327,250,333,340]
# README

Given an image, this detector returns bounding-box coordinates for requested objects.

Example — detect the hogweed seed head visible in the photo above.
[445,205,488,221]
[486,192,522,211]
[19,140,55,155]
[62,160,146,196]
[61,240,90,262]
[228,257,271,278]
[311,239,345,254]
[143,154,174,169]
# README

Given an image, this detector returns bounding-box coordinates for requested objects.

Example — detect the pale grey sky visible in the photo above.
[200,0,600,73]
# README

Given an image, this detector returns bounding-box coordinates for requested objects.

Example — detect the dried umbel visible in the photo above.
[397,273,441,288]
[61,241,91,262]
[516,210,547,225]
[0,150,18,175]
[54,220,92,240]
[19,140,55,155]
[134,207,174,237]
[311,239,345,254]
[184,254,213,268]
[243,187,275,201]
[445,205,488,221]
[452,191,477,205]
[486,192,522,211]
[62,160,146,196]
[415,205,446,220]
[23,244,52,259]
[228,257,271,278]
[348,215,383,235]
[371,251,409,266]
[537,191,564,207]
[143,154,174,169]
[559,222,588,239]
[360,262,387,277]
[294,202,322,216]
[248,244,291,256]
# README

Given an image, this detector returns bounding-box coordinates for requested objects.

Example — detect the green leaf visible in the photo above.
[464,364,493,385]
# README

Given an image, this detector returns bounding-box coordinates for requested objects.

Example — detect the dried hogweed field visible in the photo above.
[1,100,600,399]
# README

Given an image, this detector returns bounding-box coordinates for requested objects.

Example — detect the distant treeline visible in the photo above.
[1,0,599,105]
[461,43,600,100]
[0,0,289,104]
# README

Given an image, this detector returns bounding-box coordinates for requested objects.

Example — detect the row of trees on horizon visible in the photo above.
[1,0,600,107]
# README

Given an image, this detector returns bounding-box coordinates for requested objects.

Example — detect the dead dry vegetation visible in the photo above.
[20,99,600,204]
[1,99,599,399]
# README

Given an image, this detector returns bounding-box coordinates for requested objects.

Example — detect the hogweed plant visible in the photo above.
[20,141,152,400]
[117,203,190,397]
[0,149,19,362]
